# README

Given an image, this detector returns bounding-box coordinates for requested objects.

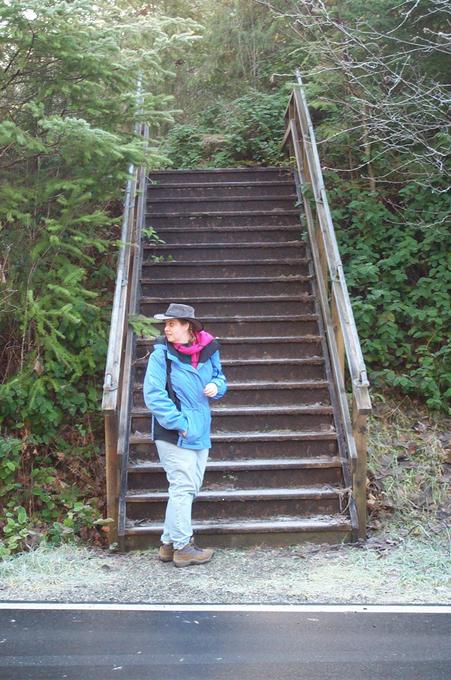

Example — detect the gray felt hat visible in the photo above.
[154,303,203,331]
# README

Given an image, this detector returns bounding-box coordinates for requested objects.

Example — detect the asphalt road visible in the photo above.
[0,604,449,679]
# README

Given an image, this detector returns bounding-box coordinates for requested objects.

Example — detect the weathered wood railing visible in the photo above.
[102,120,148,545]
[282,70,372,538]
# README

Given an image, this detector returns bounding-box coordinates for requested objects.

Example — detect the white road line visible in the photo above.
[0,602,449,614]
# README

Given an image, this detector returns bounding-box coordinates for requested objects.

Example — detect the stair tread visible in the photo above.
[134,380,328,391]
[131,405,333,416]
[148,313,318,321]
[130,431,337,443]
[128,456,342,472]
[134,357,324,366]
[145,258,308,266]
[147,195,297,203]
[143,241,303,249]
[148,181,294,189]
[126,486,345,501]
[148,167,291,174]
[147,225,301,232]
[221,357,323,364]
[125,514,351,534]
[147,210,300,217]
[136,335,320,345]
[141,294,313,302]
[141,277,310,285]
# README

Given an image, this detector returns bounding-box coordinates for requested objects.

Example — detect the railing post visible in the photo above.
[104,411,119,545]
[352,393,369,538]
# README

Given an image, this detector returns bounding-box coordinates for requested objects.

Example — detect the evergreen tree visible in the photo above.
[0,0,199,555]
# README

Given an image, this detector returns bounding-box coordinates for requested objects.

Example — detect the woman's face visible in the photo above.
[164,318,190,344]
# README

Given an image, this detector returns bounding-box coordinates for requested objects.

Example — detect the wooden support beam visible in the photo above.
[104,412,119,545]
[352,394,369,538]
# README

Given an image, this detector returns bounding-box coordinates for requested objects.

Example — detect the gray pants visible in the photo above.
[155,440,209,550]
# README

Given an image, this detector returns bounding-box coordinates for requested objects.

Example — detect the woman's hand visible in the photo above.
[204,382,218,398]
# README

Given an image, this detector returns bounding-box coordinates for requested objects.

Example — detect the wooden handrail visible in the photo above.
[101,163,137,413]
[101,90,148,543]
[283,70,372,538]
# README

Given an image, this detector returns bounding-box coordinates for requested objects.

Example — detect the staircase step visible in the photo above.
[148,167,292,184]
[147,181,295,199]
[147,196,297,213]
[127,457,343,490]
[134,356,325,383]
[135,335,321,361]
[131,404,334,436]
[140,274,312,296]
[125,486,346,521]
[149,225,302,244]
[140,294,315,317]
[129,431,338,461]
[142,241,305,262]
[148,211,300,228]
[133,379,330,408]
[147,315,319,338]
[142,259,310,279]
[123,514,352,548]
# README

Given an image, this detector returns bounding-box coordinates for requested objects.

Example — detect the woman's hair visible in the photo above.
[187,321,197,344]
[179,319,197,344]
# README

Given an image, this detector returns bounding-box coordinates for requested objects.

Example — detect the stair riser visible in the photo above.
[148,198,297,214]
[127,496,343,521]
[127,466,343,491]
[129,438,338,461]
[131,412,334,435]
[221,340,322,360]
[142,244,304,262]
[134,361,325,383]
[145,319,318,339]
[124,529,352,550]
[147,213,300,228]
[140,279,312,297]
[147,184,295,199]
[147,228,303,245]
[135,339,321,361]
[132,386,330,409]
[220,362,324,381]
[148,170,292,184]
[141,262,310,278]
[140,298,315,317]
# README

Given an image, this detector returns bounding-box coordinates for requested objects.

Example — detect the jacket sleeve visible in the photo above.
[209,350,227,400]
[143,347,188,432]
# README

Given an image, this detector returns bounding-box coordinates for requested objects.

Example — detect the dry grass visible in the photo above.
[0,530,449,604]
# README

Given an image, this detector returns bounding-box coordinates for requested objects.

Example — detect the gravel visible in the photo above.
[1,530,449,604]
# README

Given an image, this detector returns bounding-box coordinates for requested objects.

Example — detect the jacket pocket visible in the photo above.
[182,406,210,446]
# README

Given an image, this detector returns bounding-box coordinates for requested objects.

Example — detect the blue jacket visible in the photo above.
[143,337,227,450]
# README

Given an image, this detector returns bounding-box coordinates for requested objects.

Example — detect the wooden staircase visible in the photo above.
[102,77,371,551]
[124,166,355,548]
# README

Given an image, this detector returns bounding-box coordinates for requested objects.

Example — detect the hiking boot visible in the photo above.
[158,542,174,562]
[173,542,214,568]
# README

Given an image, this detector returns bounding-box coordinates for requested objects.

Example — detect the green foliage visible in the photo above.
[164,90,288,167]
[330,178,450,411]
[128,315,161,339]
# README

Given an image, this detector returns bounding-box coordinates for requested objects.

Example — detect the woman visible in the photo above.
[143,302,227,568]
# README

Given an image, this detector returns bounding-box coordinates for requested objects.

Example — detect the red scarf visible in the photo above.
[173,331,215,368]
